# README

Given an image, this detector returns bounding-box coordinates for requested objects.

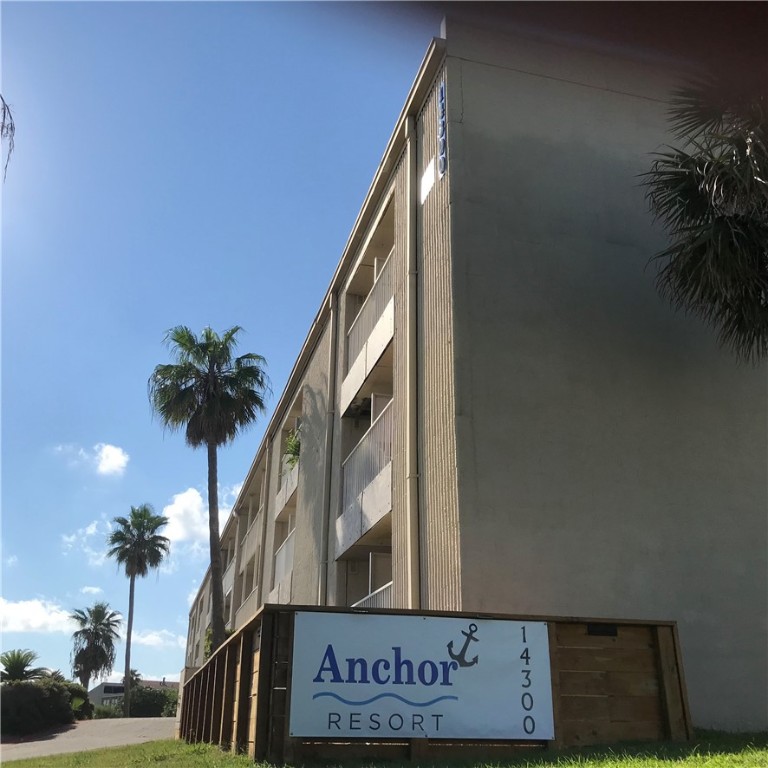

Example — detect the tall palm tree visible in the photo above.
[1,94,14,180]
[70,602,121,689]
[149,326,269,650]
[107,504,170,716]
[1,649,46,681]
[643,72,768,362]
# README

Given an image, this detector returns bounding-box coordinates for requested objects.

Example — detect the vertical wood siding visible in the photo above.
[416,66,462,610]
[391,149,409,608]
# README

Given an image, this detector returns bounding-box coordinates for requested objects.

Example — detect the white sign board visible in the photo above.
[289,612,554,740]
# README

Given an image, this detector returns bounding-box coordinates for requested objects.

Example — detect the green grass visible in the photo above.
[5,731,768,768]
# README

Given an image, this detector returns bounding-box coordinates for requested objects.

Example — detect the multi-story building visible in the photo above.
[184,7,767,732]
[89,678,179,708]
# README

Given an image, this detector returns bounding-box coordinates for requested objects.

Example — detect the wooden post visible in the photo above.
[546,621,564,750]
[201,664,213,742]
[190,675,203,743]
[254,616,273,761]
[235,629,254,754]
[220,641,238,748]
[210,653,224,745]
[654,625,692,741]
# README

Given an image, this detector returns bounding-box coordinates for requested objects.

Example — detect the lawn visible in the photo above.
[5,732,768,768]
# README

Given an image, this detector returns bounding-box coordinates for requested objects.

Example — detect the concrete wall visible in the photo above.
[291,321,332,604]
[260,321,332,606]
[444,20,768,730]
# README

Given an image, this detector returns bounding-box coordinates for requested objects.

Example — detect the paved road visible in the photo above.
[1,717,175,762]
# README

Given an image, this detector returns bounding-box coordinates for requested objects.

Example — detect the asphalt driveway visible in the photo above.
[1,717,175,762]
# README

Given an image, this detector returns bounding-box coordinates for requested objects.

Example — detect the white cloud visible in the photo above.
[100,670,181,684]
[163,488,207,543]
[219,483,243,530]
[4,555,18,568]
[133,629,186,650]
[0,597,76,634]
[162,483,240,544]
[94,443,129,476]
[81,586,103,595]
[61,520,109,567]
[54,442,129,477]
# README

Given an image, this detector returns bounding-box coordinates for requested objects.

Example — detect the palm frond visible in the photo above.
[1,649,47,681]
[107,504,170,578]
[643,72,768,363]
[149,326,271,449]
[69,602,122,686]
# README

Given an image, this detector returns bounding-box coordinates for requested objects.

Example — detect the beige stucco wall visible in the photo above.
[444,22,768,730]
[290,321,332,604]
[260,321,332,605]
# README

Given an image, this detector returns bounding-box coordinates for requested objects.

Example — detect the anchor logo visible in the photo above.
[447,622,479,667]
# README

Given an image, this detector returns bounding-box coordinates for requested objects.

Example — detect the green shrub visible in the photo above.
[127,685,178,717]
[284,427,301,468]
[93,704,123,719]
[0,679,74,735]
[62,680,93,720]
[161,688,179,717]
[129,685,174,717]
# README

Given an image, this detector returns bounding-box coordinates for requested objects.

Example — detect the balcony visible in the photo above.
[275,459,299,518]
[336,400,393,557]
[341,252,394,413]
[239,511,262,569]
[234,588,260,629]
[222,557,236,597]
[272,528,295,596]
[352,581,393,609]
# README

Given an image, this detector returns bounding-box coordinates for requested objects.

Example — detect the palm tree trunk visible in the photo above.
[208,440,226,649]
[123,573,135,717]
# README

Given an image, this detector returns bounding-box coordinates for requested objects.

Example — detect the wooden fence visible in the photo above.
[178,604,691,763]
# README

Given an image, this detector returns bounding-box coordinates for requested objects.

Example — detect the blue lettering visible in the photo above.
[440,660,458,685]
[372,658,390,684]
[393,647,415,685]
[345,657,369,683]
[314,644,343,683]
[418,660,438,686]
[314,646,457,687]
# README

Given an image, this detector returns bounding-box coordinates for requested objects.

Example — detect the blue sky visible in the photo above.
[1,1,442,685]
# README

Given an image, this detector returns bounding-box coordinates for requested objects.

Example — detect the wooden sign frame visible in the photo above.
[177,604,691,763]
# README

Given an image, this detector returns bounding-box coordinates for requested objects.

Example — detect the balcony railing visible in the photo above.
[352,581,393,609]
[222,557,236,596]
[342,399,393,519]
[346,251,394,373]
[239,508,262,568]
[234,588,259,629]
[275,460,299,517]
[273,528,295,589]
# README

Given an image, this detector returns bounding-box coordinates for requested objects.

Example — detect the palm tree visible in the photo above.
[41,669,68,682]
[107,504,170,716]
[1,649,46,681]
[1,94,14,180]
[123,668,142,689]
[643,72,768,363]
[70,602,121,688]
[149,326,269,650]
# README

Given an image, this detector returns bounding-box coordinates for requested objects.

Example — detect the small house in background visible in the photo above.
[183,3,767,739]
[89,677,179,708]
